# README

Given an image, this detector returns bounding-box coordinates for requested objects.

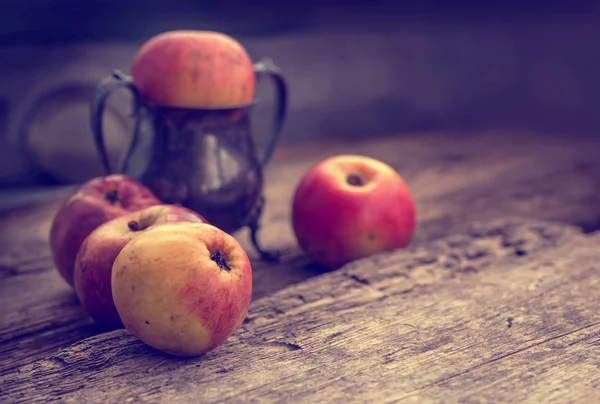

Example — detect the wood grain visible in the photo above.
[3,130,600,377]
[2,218,600,403]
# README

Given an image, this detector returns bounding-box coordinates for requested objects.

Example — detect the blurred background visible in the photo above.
[1,0,600,189]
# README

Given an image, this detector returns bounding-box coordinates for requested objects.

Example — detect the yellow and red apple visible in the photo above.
[131,30,255,108]
[49,174,161,287]
[292,154,416,270]
[73,204,208,329]
[111,222,253,356]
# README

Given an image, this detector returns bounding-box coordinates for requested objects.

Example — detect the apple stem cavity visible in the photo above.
[128,220,141,231]
[211,252,232,272]
[104,189,120,205]
[347,174,365,186]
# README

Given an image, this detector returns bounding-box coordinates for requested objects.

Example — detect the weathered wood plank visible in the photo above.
[2,218,599,403]
[2,130,600,376]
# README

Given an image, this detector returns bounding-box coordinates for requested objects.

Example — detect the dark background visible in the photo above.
[1,1,600,187]
[2,1,599,45]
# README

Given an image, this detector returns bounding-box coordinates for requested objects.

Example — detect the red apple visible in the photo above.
[49,174,161,287]
[292,154,416,270]
[131,30,255,108]
[112,222,252,356]
[73,204,209,329]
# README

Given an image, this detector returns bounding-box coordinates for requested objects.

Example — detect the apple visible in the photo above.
[73,204,209,329]
[111,222,252,357]
[49,174,161,287]
[292,154,416,270]
[131,30,256,108]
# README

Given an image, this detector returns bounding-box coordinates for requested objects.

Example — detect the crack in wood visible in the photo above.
[395,320,600,402]
[347,274,371,286]
[0,259,53,279]
[257,341,303,351]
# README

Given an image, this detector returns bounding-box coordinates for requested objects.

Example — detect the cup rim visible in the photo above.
[145,99,257,112]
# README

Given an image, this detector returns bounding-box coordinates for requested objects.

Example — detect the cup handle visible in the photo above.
[253,58,288,167]
[90,69,143,175]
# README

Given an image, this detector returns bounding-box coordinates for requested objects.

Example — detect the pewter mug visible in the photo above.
[90,58,287,260]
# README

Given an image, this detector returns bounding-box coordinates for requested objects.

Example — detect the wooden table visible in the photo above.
[2,130,600,403]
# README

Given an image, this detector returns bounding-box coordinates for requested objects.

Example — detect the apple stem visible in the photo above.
[347,174,365,186]
[105,189,120,204]
[128,220,140,231]
[211,252,232,272]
